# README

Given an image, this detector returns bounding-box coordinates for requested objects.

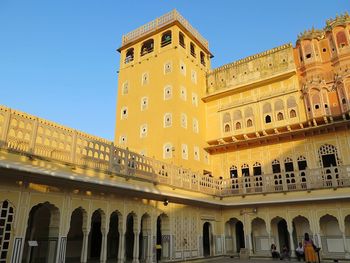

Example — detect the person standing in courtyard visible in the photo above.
[304,233,317,263]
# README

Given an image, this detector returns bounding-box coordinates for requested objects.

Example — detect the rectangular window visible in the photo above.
[181,144,188,160]
[192,93,198,107]
[194,146,200,161]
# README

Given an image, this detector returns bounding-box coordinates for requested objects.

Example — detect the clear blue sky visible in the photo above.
[0,1,348,140]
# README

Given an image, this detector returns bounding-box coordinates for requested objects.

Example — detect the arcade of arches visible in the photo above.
[2,182,350,263]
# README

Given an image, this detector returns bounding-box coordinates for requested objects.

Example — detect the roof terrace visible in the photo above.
[120,9,209,50]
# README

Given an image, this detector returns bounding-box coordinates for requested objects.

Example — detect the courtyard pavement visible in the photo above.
[177,257,323,263]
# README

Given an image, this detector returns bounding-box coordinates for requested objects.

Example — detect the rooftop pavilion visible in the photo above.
[118,9,211,54]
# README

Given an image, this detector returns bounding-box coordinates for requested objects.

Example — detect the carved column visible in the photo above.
[133,223,140,263]
[81,229,90,263]
[118,218,126,263]
[287,223,295,257]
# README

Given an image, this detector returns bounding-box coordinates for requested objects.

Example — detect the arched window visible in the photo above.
[230,165,238,178]
[289,109,297,118]
[223,112,231,132]
[241,164,250,177]
[163,143,173,159]
[253,162,262,176]
[277,112,284,121]
[297,156,307,171]
[265,115,271,123]
[235,122,241,130]
[336,31,348,48]
[318,144,340,168]
[304,42,312,59]
[246,119,253,127]
[179,32,185,48]
[272,159,281,173]
[190,42,196,57]
[141,39,154,56]
[200,51,206,66]
[284,157,294,172]
[161,31,172,47]
[125,48,134,63]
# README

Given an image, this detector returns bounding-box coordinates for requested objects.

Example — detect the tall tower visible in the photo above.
[115,10,213,172]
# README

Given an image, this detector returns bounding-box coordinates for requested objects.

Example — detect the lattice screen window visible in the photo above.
[180,86,187,101]
[181,113,187,128]
[181,144,188,160]
[141,97,148,111]
[122,81,129,95]
[121,107,128,119]
[141,72,149,85]
[194,146,200,161]
[191,70,197,84]
[119,135,127,145]
[163,143,173,159]
[164,85,172,100]
[0,201,14,262]
[140,124,148,138]
[192,93,198,107]
[180,60,186,76]
[163,113,172,128]
[193,118,199,133]
[164,61,172,74]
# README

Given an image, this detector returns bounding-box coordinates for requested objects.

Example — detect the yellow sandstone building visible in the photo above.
[0,9,350,263]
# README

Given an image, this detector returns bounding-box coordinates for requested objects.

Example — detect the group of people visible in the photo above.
[271,233,319,262]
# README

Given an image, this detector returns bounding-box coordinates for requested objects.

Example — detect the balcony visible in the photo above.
[1,106,350,199]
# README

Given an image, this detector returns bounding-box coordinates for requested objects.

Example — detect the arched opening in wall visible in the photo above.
[0,200,14,262]
[277,112,284,121]
[253,162,263,188]
[125,48,134,63]
[88,210,103,261]
[289,109,297,118]
[235,221,245,252]
[22,202,60,263]
[190,42,196,57]
[107,211,121,261]
[320,214,342,254]
[179,32,185,48]
[235,122,241,130]
[336,31,348,48]
[157,217,162,261]
[319,144,339,168]
[139,213,151,262]
[318,144,340,184]
[125,214,135,262]
[265,115,271,123]
[230,165,239,189]
[292,216,312,247]
[345,215,350,241]
[246,119,253,127]
[141,39,154,56]
[297,156,308,187]
[271,217,289,251]
[161,30,172,47]
[66,208,85,262]
[284,157,295,188]
[225,218,245,254]
[251,218,269,255]
[200,51,206,66]
[272,159,281,173]
[203,222,212,257]
[241,164,251,188]
[223,112,231,133]
[157,213,170,261]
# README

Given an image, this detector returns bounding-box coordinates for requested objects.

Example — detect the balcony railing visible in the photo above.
[0,105,350,198]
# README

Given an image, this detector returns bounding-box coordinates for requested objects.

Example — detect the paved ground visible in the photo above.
[177,257,315,263]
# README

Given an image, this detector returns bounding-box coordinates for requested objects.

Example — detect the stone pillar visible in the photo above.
[342,232,350,258]
[100,230,108,263]
[81,229,90,263]
[118,219,126,263]
[133,227,140,263]
[243,215,252,256]
[287,224,295,257]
